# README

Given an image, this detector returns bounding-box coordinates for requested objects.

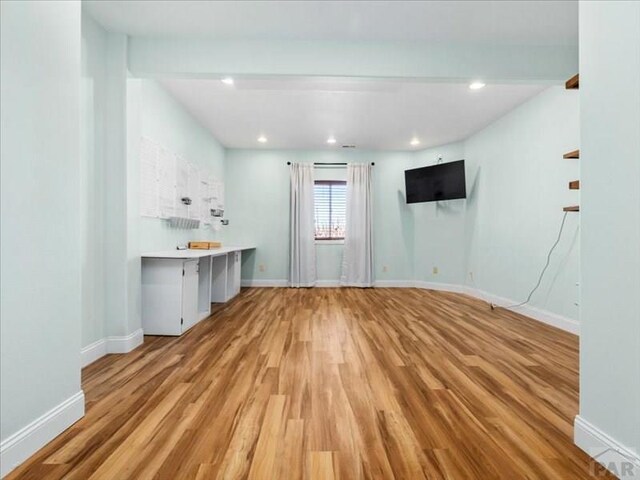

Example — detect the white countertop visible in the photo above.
[141,246,255,259]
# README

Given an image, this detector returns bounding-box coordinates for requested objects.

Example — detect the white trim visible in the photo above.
[80,328,145,367]
[467,287,580,335]
[80,338,107,368]
[241,279,288,287]
[574,415,640,478]
[0,391,85,478]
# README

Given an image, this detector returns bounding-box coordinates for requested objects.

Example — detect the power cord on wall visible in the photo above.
[490,211,569,311]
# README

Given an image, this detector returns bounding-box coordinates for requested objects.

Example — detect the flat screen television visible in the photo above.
[405,160,466,204]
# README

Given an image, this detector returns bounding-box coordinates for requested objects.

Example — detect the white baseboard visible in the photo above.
[240,279,288,287]
[106,328,144,354]
[0,391,85,478]
[238,279,579,335]
[315,280,341,287]
[467,288,580,335]
[414,281,472,295]
[80,328,144,367]
[374,280,416,288]
[80,338,107,367]
[574,415,640,478]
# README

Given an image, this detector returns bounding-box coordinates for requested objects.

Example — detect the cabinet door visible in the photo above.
[181,260,199,332]
[141,258,183,336]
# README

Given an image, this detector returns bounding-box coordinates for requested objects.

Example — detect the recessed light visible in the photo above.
[410,138,421,146]
[257,135,267,143]
[469,81,486,90]
[327,137,337,144]
[221,77,234,86]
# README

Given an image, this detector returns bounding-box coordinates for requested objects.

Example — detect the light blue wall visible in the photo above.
[226,84,580,318]
[103,32,130,339]
[129,38,577,83]
[123,79,227,337]
[132,80,226,252]
[80,15,227,348]
[464,86,580,320]
[579,0,640,454]
[81,12,108,346]
[80,22,134,341]
[411,143,467,285]
[1,0,82,448]
[224,150,415,283]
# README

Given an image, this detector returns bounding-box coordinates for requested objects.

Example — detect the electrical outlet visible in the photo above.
[433,266,439,275]
[382,265,388,273]
[258,264,265,272]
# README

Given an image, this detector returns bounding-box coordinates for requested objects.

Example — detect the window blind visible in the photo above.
[314,180,346,239]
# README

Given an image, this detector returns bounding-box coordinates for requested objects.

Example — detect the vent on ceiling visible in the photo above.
[341,145,356,149]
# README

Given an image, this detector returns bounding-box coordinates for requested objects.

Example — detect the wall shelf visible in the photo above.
[565,74,579,90]
[563,74,580,213]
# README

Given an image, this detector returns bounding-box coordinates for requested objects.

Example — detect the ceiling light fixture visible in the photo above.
[410,138,421,146]
[257,135,267,143]
[221,77,234,86]
[327,137,337,144]
[469,81,486,90]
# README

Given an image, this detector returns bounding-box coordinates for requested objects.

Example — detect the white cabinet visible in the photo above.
[141,258,200,335]
[181,260,199,332]
[141,247,253,336]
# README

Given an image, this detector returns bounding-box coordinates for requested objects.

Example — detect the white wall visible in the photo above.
[577,0,640,466]
[1,1,84,475]
[464,86,580,322]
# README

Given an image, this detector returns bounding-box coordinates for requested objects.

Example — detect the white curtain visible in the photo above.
[289,163,316,287]
[341,163,374,287]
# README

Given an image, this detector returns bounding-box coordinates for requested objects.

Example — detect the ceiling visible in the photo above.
[84,1,577,46]
[159,77,547,150]
[86,1,567,150]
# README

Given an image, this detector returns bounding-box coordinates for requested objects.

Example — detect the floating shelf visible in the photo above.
[563,205,580,212]
[566,74,579,90]
[569,180,580,190]
[563,149,580,159]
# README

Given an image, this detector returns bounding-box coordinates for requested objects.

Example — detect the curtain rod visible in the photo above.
[286,162,375,166]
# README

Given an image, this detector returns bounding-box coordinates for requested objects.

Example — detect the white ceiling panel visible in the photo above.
[158,77,547,150]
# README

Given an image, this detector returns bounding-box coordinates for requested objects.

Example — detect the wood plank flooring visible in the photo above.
[7,288,608,479]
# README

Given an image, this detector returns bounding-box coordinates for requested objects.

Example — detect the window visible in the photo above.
[314,180,346,240]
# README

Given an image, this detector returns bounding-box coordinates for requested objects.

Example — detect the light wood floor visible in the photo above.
[8,288,607,479]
